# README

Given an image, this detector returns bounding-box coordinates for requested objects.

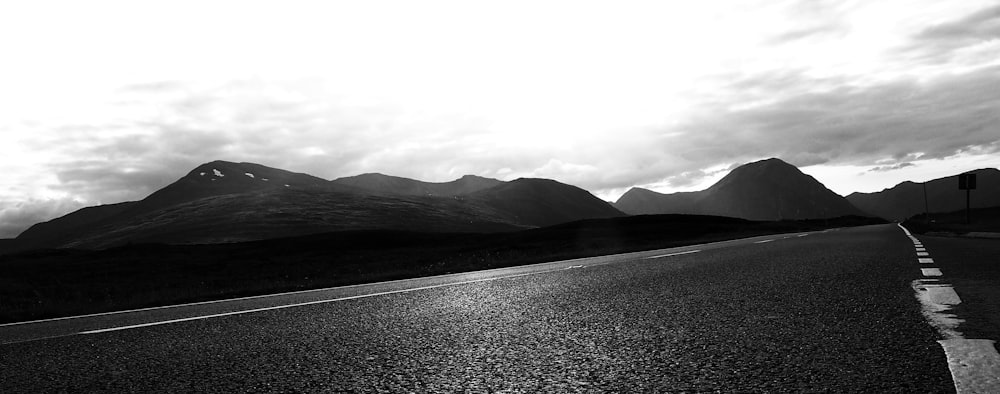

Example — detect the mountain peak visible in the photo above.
[617,158,866,220]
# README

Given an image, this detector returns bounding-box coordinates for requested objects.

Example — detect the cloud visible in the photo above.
[768,24,846,45]
[899,5,1000,65]
[0,197,86,238]
[623,65,1000,191]
[868,162,916,172]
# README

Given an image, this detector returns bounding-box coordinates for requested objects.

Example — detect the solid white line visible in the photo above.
[919,258,935,264]
[81,272,543,334]
[754,239,774,244]
[643,250,701,259]
[938,339,1000,394]
[922,268,943,277]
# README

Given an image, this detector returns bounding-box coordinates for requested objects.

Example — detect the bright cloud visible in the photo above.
[2,1,1000,237]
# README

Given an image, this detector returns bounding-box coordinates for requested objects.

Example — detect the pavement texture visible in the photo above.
[916,234,1000,342]
[0,224,955,392]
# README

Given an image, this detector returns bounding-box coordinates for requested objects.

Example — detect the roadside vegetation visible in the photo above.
[0,214,883,323]
[902,206,1000,235]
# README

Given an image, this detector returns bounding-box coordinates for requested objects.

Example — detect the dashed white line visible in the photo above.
[919,258,935,264]
[754,239,774,244]
[922,268,943,277]
[917,252,930,257]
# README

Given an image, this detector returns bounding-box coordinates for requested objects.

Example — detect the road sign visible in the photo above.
[959,173,976,224]
[959,173,977,190]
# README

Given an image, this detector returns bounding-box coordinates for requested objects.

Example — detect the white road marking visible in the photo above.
[922,268,943,277]
[80,272,544,334]
[900,223,1000,393]
[754,239,774,244]
[913,280,964,339]
[643,250,701,259]
[797,234,809,237]
[938,339,1000,394]
[925,286,963,305]
[79,247,705,334]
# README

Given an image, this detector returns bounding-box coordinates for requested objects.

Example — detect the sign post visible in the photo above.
[958,173,977,224]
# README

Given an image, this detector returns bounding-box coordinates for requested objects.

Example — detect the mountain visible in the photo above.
[15,161,345,250]
[614,188,701,216]
[615,158,867,220]
[469,178,626,227]
[331,173,503,196]
[846,168,1000,220]
[13,161,623,250]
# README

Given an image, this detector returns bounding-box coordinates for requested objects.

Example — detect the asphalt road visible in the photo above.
[1,224,956,392]
[913,233,1000,342]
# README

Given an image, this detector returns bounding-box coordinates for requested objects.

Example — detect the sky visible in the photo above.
[1,0,999,238]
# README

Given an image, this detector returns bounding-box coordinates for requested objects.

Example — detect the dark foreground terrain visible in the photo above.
[0,214,882,323]
[902,206,1000,235]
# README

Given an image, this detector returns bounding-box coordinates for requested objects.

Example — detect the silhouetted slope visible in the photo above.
[13,161,348,250]
[615,158,867,220]
[59,188,524,249]
[470,178,626,227]
[119,160,342,218]
[14,162,631,250]
[331,173,503,196]
[698,158,865,220]
[847,168,1000,220]
[14,202,137,250]
[614,188,700,215]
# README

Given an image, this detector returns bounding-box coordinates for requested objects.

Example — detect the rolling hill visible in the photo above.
[846,168,1000,220]
[615,158,868,220]
[331,173,503,196]
[469,178,626,227]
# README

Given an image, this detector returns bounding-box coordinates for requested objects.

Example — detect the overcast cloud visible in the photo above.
[2,1,1000,237]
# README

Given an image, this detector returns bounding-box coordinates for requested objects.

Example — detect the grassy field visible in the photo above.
[0,214,883,324]
[902,206,1000,235]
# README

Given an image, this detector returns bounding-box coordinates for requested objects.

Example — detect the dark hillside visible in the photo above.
[332,173,503,196]
[471,178,626,227]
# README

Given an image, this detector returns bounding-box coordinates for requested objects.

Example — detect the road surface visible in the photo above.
[0,224,963,392]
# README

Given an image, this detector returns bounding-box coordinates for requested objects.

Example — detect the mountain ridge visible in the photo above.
[12,161,624,250]
[615,158,867,220]
[846,168,1000,220]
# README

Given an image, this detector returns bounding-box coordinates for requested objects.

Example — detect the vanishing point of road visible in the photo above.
[2,224,991,392]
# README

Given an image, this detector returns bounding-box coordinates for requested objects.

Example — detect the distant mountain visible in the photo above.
[469,178,626,227]
[846,168,1000,220]
[614,188,701,216]
[15,161,345,250]
[13,161,623,250]
[56,188,526,249]
[331,173,503,196]
[616,158,867,220]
